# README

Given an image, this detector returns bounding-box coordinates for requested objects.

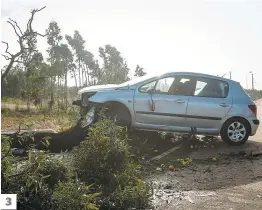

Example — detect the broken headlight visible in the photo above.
[80,106,95,128]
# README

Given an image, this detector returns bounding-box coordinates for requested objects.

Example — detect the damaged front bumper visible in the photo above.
[79,106,96,128]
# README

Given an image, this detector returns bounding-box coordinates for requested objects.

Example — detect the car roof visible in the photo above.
[162,71,236,83]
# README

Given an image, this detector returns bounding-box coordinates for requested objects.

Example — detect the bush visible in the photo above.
[111,180,152,209]
[52,182,100,210]
[73,118,152,209]
[2,114,152,209]
[2,149,73,209]
[73,118,131,185]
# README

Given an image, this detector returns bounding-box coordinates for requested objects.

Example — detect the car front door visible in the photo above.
[185,76,233,134]
[134,75,194,127]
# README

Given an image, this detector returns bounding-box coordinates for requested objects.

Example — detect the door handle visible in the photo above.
[219,103,229,107]
[175,99,185,104]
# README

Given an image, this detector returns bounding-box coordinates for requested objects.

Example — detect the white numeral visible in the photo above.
[0,194,17,209]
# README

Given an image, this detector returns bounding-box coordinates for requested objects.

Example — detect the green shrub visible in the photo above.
[111,180,152,209]
[73,117,152,209]
[2,151,73,209]
[52,182,100,210]
[73,118,132,188]
[37,157,73,189]
[2,113,152,209]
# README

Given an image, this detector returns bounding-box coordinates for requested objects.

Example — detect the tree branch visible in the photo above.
[8,18,23,36]
[7,20,21,38]
[32,31,47,37]
[27,6,47,35]
[2,41,13,57]
[1,54,11,60]
[1,6,46,83]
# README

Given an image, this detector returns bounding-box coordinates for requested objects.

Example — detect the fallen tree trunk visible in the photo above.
[1,119,89,153]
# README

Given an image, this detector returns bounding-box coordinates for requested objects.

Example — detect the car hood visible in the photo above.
[78,84,120,94]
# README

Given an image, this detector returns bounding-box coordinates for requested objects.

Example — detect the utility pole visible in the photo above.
[229,71,232,79]
[251,72,254,90]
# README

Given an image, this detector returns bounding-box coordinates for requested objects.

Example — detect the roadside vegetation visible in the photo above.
[1,116,153,210]
[245,89,262,101]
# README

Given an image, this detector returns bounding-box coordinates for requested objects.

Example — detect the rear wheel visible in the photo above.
[221,118,250,145]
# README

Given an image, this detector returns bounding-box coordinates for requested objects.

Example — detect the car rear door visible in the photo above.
[185,76,233,133]
[134,75,194,127]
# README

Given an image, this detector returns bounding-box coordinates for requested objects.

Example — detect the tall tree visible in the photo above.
[56,44,73,105]
[98,45,130,84]
[134,65,146,77]
[65,30,85,87]
[82,50,96,86]
[1,6,46,83]
[46,21,63,108]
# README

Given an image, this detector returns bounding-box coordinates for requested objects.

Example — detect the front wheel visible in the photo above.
[221,118,250,145]
[105,103,131,127]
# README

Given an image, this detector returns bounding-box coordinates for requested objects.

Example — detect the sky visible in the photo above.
[1,0,262,89]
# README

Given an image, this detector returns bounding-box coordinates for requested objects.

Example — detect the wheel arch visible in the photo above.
[220,116,251,135]
[102,100,132,122]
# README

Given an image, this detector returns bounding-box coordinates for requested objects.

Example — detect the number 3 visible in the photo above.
[6,197,12,206]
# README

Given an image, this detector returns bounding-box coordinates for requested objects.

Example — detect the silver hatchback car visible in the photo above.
[74,72,260,145]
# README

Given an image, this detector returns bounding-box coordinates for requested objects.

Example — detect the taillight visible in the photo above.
[248,105,257,116]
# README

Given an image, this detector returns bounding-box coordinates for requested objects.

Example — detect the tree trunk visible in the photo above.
[1,52,22,83]
[50,76,55,111]
[73,71,78,88]
[78,60,81,88]
[82,64,85,86]
[64,70,68,108]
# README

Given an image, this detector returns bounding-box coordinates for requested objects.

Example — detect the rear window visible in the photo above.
[193,78,229,98]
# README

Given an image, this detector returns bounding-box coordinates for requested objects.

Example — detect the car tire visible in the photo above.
[221,118,250,146]
[105,103,131,127]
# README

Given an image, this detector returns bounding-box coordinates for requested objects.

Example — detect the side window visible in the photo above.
[139,80,157,93]
[155,77,175,93]
[194,81,208,96]
[173,76,194,96]
[194,78,229,98]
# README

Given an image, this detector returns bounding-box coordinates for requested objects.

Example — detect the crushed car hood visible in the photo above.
[78,84,120,94]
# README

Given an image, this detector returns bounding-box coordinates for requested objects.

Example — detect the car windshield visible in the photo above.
[118,74,158,87]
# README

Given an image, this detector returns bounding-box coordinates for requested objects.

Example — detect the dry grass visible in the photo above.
[1,107,79,132]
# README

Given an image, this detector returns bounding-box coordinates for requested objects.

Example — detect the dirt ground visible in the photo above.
[148,99,262,210]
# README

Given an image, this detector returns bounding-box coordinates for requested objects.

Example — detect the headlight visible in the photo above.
[80,106,95,128]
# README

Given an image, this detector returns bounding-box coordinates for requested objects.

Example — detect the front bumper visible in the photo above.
[79,106,95,128]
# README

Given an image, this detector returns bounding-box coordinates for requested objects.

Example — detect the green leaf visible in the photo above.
[85,203,98,210]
